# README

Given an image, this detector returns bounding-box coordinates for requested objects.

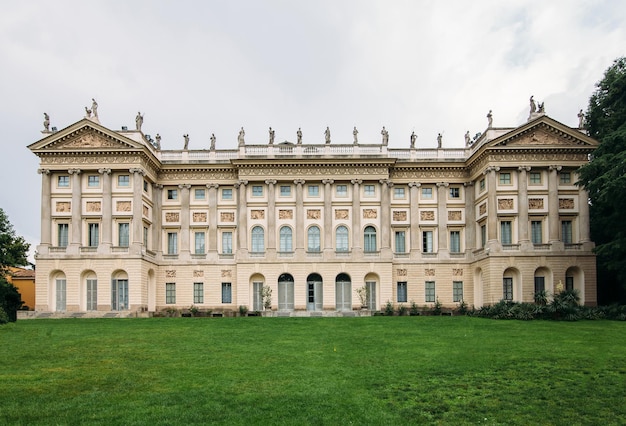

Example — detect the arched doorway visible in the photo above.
[364,273,378,310]
[278,273,294,311]
[306,273,323,311]
[565,266,584,305]
[111,270,129,311]
[335,273,352,311]
[81,270,97,312]
[50,270,66,312]
[250,274,265,311]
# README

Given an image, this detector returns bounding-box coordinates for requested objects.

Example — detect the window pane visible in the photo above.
[308,226,320,252]
[195,232,205,254]
[450,231,460,253]
[166,283,176,304]
[280,185,291,196]
[397,281,407,303]
[167,232,178,254]
[118,175,130,186]
[394,187,405,199]
[422,231,433,252]
[500,221,512,245]
[336,226,349,251]
[252,185,263,196]
[279,226,293,252]
[425,281,435,303]
[364,226,376,252]
[167,189,178,200]
[364,185,375,196]
[336,185,347,196]
[58,224,68,247]
[534,277,545,294]
[88,223,99,247]
[251,226,264,252]
[58,176,69,187]
[395,231,406,253]
[222,282,232,303]
[194,282,204,304]
[195,189,206,200]
[88,175,100,187]
[308,185,319,196]
[561,221,572,244]
[222,188,233,200]
[118,223,129,247]
[422,188,432,198]
[503,277,513,300]
[531,221,542,244]
[222,231,233,254]
[453,281,463,302]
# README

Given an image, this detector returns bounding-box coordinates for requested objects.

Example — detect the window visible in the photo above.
[111,279,128,311]
[566,275,574,291]
[534,276,545,295]
[194,282,204,304]
[364,226,377,252]
[167,232,178,254]
[450,231,461,253]
[531,221,543,244]
[88,175,100,187]
[279,226,293,252]
[222,282,232,303]
[167,189,178,200]
[499,172,511,185]
[308,185,319,196]
[394,187,405,199]
[118,223,129,247]
[166,283,176,304]
[449,187,460,198]
[479,179,485,192]
[222,188,233,200]
[500,221,512,245]
[422,187,433,199]
[394,231,406,253]
[251,226,264,253]
[562,220,572,244]
[86,279,97,311]
[529,172,541,184]
[143,180,149,192]
[58,175,69,187]
[118,175,130,187]
[453,281,463,302]
[143,226,149,247]
[307,226,321,252]
[280,185,291,197]
[425,281,435,303]
[480,224,487,248]
[559,172,571,184]
[58,223,69,247]
[252,185,263,197]
[397,282,407,303]
[222,231,233,254]
[194,232,205,254]
[422,230,433,253]
[194,189,206,200]
[503,277,513,301]
[336,226,349,252]
[336,185,347,197]
[88,223,99,247]
[364,184,375,197]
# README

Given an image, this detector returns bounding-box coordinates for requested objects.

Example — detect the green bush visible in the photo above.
[0,306,8,325]
[396,304,407,316]
[384,300,394,316]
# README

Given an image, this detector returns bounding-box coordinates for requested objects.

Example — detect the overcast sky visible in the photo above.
[1,0,624,262]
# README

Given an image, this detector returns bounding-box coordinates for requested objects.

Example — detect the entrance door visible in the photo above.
[335,273,352,311]
[278,274,294,311]
[252,281,263,311]
[111,279,128,310]
[56,279,66,311]
[365,281,376,310]
[86,279,97,311]
[307,274,323,311]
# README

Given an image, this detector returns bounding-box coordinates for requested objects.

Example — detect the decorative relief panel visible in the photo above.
[498,199,514,210]
[479,203,487,216]
[335,209,349,220]
[279,210,293,219]
[307,209,321,220]
[221,269,232,278]
[143,205,149,217]
[239,166,388,178]
[86,201,101,212]
[393,211,407,221]
[55,132,124,149]
[448,210,462,221]
[251,209,265,220]
[116,201,131,212]
[397,269,407,276]
[363,209,377,219]
[193,270,204,278]
[420,211,435,221]
[425,269,435,276]
[453,268,463,276]
[529,198,544,209]
[165,212,180,222]
[56,202,71,213]
[221,212,235,222]
[166,270,176,278]
[193,212,207,222]
[559,198,575,209]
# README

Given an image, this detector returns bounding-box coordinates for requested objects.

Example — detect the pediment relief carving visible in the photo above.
[52,132,133,150]
[495,127,590,148]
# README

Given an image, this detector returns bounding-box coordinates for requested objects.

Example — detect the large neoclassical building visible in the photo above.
[28,106,597,316]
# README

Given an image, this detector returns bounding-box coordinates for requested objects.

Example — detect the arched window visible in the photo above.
[307,226,321,252]
[364,226,377,252]
[336,226,349,252]
[251,226,265,253]
[279,226,293,252]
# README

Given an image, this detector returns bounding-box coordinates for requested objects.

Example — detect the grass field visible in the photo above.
[1,317,625,425]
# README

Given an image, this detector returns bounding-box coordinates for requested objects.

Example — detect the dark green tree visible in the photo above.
[0,208,30,322]
[578,57,626,304]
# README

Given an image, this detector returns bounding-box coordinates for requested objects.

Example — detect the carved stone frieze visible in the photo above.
[279,210,293,220]
[56,202,71,213]
[559,198,575,209]
[165,212,180,222]
[221,212,235,222]
[397,269,407,276]
[335,209,349,220]
[307,209,321,219]
[221,269,232,278]
[143,205,149,217]
[529,198,544,209]
[363,209,377,219]
[393,211,407,221]
[54,132,128,149]
[498,199,514,210]
[420,211,435,221]
[166,270,176,278]
[193,212,207,222]
[448,210,462,221]
[116,201,131,212]
[158,170,238,181]
[453,268,463,276]
[86,201,101,212]
[479,203,487,216]
[425,269,435,276]
[251,210,265,220]
[391,169,467,179]
[238,166,388,178]
[193,270,204,278]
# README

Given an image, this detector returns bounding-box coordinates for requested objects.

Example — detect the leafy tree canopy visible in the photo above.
[0,208,29,322]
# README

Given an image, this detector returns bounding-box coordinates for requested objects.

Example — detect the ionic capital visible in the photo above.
[98,168,112,175]
[68,168,81,175]
[265,179,277,185]
[322,179,334,185]
[408,182,421,188]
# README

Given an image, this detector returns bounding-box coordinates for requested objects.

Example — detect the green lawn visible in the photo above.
[1,317,625,425]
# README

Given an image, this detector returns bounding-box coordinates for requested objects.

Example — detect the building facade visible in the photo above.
[28,111,598,317]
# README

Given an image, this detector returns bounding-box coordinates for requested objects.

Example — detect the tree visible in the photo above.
[578,57,626,304]
[0,208,30,322]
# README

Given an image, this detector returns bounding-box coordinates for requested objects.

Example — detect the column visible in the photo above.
[179,183,191,257]
[518,166,531,250]
[294,179,305,252]
[235,180,248,253]
[207,183,219,253]
[379,179,392,255]
[322,179,334,253]
[436,182,449,255]
[351,179,362,253]
[548,165,561,244]
[464,181,475,252]
[152,184,163,254]
[38,169,51,250]
[99,168,112,252]
[578,187,591,243]
[485,166,500,244]
[130,168,145,254]
[68,168,82,250]
[266,180,277,253]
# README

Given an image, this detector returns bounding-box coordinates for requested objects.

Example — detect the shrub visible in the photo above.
[409,300,420,316]
[396,304,407,316]
[456,299,468,315]
[432,297,442,316]
[238,305,248,316]
[384,300,394,316]
[0,307,8,325]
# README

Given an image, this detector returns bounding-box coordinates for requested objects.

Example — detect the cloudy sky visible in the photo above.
[1,0,624,261]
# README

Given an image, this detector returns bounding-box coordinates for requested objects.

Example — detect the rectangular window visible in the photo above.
[566,276,574,291]
[58,223,69,247]
[167,189,178,200]
[194,189,206,200]
[167,232,178,254]
[422,187,433,199]
[479,179,485,192]
[222,188,233,200]
[534,276,545,295]
[58,175,69,187]
[395,231,406,253]
[397,282,407,303]
[222,231,233,254]
[529,172,542,184]
[88,223,99,247]
[450,231,461,253]
[280,185,291,196]
[194,232,205,254]
[562,220,573,244]
[453,281,464,302]
[559,172,571,184]
[481,224,487,248]
[143,180,149,192]
[118,175,130,187]
[531,220,543,244]
[364,184,375,197]
[118,223,129,247]
[143,226,149,248]
[503,277,513,301]
[500,221,512,245]
[425,281,435,303]
[394,187,405,199]
[252,185,263,197]
[499,172,511,185]
[222,282,232,303]
[422,230,433,253]
[86,279,97,311]
[194,282,204,304]
[336,185,347,197]
[166,283,176,304]
[88,175,100,187]
[308,185,319,196]
[449,187,460,198]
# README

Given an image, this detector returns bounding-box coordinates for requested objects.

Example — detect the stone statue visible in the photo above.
[464,131,471,146]
[577,109,585,128]
[210,133,216,150]
[183,134,189,150]
[381,126,389,145]
[487,110,493,128]
[269,127,275,145]
[538,102,545,113]
[529,96,536,113]
[410,131,417,149]
[85,106,92,118]
[353,126,359,144]
[296,128,302,144]
[91,98,98,118]
[43,113,50,131]
[155,134,161,150]
[238,127,245,146]
[437,133,442,149]
[324,127,331,144]
[135,112,143,131]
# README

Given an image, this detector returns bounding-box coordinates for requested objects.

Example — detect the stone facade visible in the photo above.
[28,114,598,316]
